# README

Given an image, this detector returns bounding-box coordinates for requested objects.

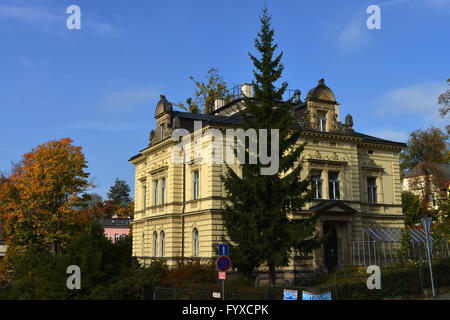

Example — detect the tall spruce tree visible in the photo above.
[221,8,323,284]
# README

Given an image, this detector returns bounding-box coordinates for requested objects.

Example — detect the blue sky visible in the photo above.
[0,0,449,199]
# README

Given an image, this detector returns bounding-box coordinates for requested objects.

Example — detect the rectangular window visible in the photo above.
[143,186,147,209]
[311,171,323,199]
[154,180,158,205]
[160,124,164,140]
[318,111,327,132]
[161,177,166,204]
[328,172,340,200]
[193,170,199,200]
[367,177,377,203]
[114,234,119,242]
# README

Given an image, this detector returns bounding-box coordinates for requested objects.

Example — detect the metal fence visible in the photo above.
[352,228,450,267]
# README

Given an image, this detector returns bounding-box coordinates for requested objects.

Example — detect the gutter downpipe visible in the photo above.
[181,143,186,264]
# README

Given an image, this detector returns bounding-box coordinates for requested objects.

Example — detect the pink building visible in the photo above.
[99,218,131,243]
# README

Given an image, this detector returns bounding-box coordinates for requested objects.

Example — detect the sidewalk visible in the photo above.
[424,293,450,300]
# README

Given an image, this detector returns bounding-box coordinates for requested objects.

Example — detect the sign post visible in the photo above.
[216,244,231,301]
[421,217,435,297]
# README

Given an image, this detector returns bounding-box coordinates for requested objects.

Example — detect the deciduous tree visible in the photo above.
[438,78,450,134]
[0,138,93,256]
[400,127,449,213]
[177,68,233,114]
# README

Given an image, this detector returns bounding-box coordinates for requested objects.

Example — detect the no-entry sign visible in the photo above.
[216,255,231,272]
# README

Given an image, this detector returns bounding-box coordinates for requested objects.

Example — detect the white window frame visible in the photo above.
[154,179,158,205]
[153,231,158,257]
[367,177,377,203]
[318,111,327,132]
[329,172,340,200]
[161,177,166,204]
[193,170,199,200]
[143,186,147,210]
[160,231,165,257]
[311,171,323,199]
[160,123,164,140]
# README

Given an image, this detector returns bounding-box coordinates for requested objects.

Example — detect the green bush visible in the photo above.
[335,259,450,299]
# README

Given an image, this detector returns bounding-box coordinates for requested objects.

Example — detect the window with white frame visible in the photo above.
[143,186,147,210]
[160,231,165,257]
[153,231,158,257]
[193,170,199,200]
[311,171,323,199]
[328,172,340,200]
[367,177,377,203]
[161,177,166,204]
[193,228,199,257]
[154,179,158,205]
[318,111,327,132]
[114,234,119,242]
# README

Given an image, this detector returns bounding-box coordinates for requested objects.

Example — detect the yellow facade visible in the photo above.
[129,80,406,283]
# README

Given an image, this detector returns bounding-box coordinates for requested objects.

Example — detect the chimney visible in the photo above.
[214,98,225,110]
[293,89,301,103]
[241,83,254,98]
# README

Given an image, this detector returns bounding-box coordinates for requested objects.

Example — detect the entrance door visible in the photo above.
[323,224,338,273]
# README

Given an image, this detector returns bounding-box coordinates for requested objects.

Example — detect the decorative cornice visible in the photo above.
[306,150,347,166]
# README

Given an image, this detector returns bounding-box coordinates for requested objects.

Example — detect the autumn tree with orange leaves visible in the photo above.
[0,138,94,256]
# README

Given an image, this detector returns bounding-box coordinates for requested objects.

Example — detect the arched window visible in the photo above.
[193,228,199,257]
[141,233,145,257]
[153,231,158,257]
[160,231,165,257]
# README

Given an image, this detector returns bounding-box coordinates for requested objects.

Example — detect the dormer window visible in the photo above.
[160,124,164,140]
[318,111,327,132]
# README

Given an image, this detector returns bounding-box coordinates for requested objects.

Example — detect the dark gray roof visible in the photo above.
[99,218,132,228]
[129,104,406,162]
[348,132,406,147]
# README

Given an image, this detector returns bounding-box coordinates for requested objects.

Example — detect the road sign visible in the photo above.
[218,272,226,280]
[421,217,433,232]
[218,243,229,256]
[212,292,221,299]
[216,255,231,272]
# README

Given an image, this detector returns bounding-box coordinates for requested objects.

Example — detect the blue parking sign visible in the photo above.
[218,244,229,256]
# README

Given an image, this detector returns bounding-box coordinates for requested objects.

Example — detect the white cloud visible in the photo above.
[379,0,450,10]
[365,129,410,143]
[336,16,369,53]
[0,4,61,23]
[377,81,448,131]
[0,4,119,36]
[100,87,159,113]
[380,81,446,115]
[60,121,142,132]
